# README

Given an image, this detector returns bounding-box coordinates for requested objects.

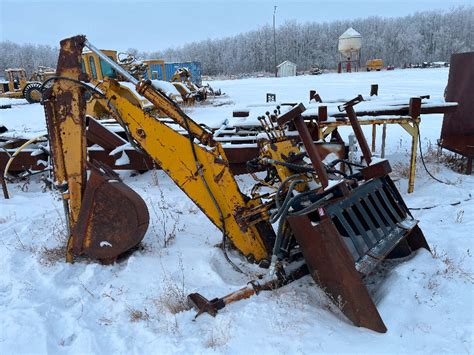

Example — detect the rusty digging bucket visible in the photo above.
[287,175,430,333]
[71,161,149,263]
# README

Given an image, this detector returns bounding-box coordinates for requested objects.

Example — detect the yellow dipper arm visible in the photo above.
[45,35,274,263]
[99,78,272,262]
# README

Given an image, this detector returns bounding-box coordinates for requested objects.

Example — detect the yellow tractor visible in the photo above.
[170,67,207,103]
[0,68,49,103]
[366,59,384,71]
[42,35,431,333]
[81,50,184,117]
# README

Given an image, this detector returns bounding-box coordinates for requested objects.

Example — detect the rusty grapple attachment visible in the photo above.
[277,100,430,333]
[287,171,429,333]
[71,161,149,262]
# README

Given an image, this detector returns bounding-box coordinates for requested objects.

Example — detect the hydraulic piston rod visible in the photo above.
[84,40,138,85]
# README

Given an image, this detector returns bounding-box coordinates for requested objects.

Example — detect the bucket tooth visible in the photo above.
[71,161,149,262]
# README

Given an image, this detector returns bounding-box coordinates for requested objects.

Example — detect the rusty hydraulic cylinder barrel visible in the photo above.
[293,117,329,187]
[278,103,329,188]
[345,105,372,165]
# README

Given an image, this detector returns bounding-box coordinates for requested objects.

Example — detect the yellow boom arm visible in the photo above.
[44,35,274,263]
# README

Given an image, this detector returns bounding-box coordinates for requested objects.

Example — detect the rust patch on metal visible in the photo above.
[213,167,226,183]
[440,52,474,160]
[57,35,86,71]
[72,161,149,261]
[136,128,146,139]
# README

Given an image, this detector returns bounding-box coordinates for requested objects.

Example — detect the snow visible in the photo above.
[0,99,46,139]
[1,68,473,354]
[150,80,183,103]
[339,27,362,39]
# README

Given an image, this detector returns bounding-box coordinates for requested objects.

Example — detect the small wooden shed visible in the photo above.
[277,60,297,77]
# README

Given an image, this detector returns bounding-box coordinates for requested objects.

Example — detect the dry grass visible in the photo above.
[98,317,113,326]
[422,140,470,173]
[39,210,69,266]
[455,210,464,223]
[39,245,67,266]
[392,161,412,179]
[391,140,469,180]
[154,257,191,314]
[432,246,474,284]
[147,187,180,249]
[128,307,150,323]
[204,322,231,349]
[13,229,36,254]
[154,281,190,315]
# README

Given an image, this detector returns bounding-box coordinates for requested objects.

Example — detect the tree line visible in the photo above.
[143,7,472,75]
[1,7,472,77]
[0,41,57,78]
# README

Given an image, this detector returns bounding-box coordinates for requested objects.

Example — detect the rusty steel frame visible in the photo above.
[318,116,421,193]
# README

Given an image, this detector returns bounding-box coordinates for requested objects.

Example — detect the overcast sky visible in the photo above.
[0,0,471,51]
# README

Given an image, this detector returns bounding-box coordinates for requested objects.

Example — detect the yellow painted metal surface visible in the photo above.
[319,116,421,193]
[366,59,384,71]
[0,69,27,97]
[260,139,301,180]
[81,49,118,82]
[98,78,270,261]
[143,59,166,80]
[43,37,88,261]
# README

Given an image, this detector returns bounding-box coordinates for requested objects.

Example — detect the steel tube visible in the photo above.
[345,105,372,165]
[293,117,329,187]
[84,40,138,85]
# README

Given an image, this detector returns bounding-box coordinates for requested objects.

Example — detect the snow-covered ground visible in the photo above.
[1,68,473,354]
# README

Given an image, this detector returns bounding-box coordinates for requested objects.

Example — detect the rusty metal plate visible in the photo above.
[288,214,387,333]
[72,161,149,261]
[441,52,474,158]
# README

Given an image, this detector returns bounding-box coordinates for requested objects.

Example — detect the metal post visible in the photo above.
[381,123,387,159]
[345,105,372,165]
[407,97,422,194]
[293,117,329,188]
[1,175,9,199]
[371,124,377,153]
[370,84,379,96]
[273,6,277,78]
[277,103,328,188]
[408,123,418,194]
[466,157,473,175]
[348,134,356,163]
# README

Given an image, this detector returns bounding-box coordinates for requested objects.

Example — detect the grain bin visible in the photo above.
[337,28,362,73]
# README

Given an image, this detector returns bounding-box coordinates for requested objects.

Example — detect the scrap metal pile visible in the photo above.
[0,35,464,333]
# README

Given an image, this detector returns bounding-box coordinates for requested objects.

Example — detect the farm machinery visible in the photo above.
[81,49,217,109]
[0,67,55,103]
[42,35,432,333]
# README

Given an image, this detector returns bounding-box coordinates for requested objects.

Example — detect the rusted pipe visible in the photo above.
[278,103,329,188]
[345,104,372,165]
[0,175,9,199]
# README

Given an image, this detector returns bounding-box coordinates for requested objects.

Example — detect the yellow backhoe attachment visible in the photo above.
[43,35,275,263]
[43,36,150,262]
[44,35,431,333]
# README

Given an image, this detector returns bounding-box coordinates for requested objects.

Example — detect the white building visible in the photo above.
[277,60,297,77]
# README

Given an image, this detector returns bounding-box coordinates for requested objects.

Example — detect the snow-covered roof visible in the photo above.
[339,27,361,39]
[277,60,296,68]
